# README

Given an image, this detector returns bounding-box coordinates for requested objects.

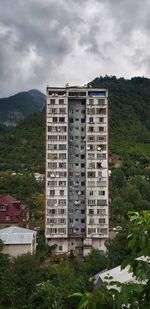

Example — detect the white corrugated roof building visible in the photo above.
[0,226,37,256]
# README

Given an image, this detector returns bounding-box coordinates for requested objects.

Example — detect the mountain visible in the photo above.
[90,76,150,157]
[0,89,45,127]
[0,76,149,172]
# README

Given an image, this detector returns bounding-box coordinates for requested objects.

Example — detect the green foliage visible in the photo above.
[84,249,107,276]
[106,225,131,268]
[72,211,150,308]
[0,112,45,172]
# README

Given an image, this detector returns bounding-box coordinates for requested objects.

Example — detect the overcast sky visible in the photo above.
[0,0,150,97]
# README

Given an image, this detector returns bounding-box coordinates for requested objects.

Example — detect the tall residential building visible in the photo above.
[45,85,109,256]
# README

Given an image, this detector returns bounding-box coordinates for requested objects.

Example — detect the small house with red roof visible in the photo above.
[0,195,29,228]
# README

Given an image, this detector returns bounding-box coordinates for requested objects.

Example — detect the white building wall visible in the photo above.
[2,244,33,257]
[45,91,68,247]
[45,87,109,255]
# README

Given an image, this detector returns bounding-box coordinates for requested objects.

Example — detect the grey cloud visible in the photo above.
[0,0,150,96]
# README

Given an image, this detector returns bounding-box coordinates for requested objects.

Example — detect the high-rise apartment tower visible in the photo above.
[45,85,109,256]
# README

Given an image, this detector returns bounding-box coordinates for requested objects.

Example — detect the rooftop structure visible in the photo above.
[0,195,29,228]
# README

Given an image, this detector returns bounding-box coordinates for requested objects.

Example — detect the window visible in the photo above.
[47,181,57,186]
[88,181,95,187]
[81,228,85,233]
[81,118,85,123]
[89,162,95,169]
[59,245,63,251]
[81,209,85,214]
[47,218,57,224]
[89,209,94,215]
[47,228,57,234]
[59,108,66,114]
[59,144,66,150]
[88,228,96,234]
[97,209,106,215]
[99,117,104,123]
[50,190,55,196]
[99,190,105,196]
[81,172,85,177]
[58,218,66,224]
[88,136,95,142]
[87,171,95,178]
[99,218,105,224]
[5,215,10,221]
[59,99,64,104]
[59,181,66,186]
[58,199,66,206]
[47,209,56,215]
[81,218,85,223]
[97,228,107,235]
[89,218,94,224]
[97,162,102,169]
[97,99,105,106]
[89,99,94,105]
[59,171,67,177]
[59,135,66,140]
[48,153,58,160]
[49,108,57,114]
[97,200,107,206]
[48,162,57,169]
[60,190,64,196]
[81,154,85,159]
[88,200,96,206]
[0,205,6,211]
[58,209,66,215]
[59,117,65,123]
[59,163,66,168]
[81,163,85,168]
[58,228,66,234]
[88,153,95,159]
[48,144,57,150]
[50,99,55,105]
[47,199,57,206]
[90,191,93,196]
[89,117,93,123]
[97,153,106,159]
[99,126,104,132]
[53,117,57,123]
[48,135,57,141]
[59,153,66,159]
[81,181,85,186]
[69,118,74,123]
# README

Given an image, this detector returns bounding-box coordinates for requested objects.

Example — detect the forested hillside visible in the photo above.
[0,76,149,172]
[91,76,150,158]
[0,89,45,127]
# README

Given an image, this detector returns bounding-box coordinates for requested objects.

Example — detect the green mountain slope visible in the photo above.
[90,76,150,158]
[0,89,45,127]
[0,76,149,172]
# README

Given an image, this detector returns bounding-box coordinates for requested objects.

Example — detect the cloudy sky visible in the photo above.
[0,0,150,97]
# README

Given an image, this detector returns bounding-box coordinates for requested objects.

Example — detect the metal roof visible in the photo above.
[0,226,36,245]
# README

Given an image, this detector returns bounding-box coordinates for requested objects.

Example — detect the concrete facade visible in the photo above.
[45,86,109,256]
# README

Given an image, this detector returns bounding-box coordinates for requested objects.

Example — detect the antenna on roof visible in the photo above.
[65,82,69,87]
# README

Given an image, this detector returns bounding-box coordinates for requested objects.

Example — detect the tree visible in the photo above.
[72,211,150,308]
[84,249,107,276]
[112,168,126,189]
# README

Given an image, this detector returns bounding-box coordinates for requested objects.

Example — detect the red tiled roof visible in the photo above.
[0,195,28,224]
